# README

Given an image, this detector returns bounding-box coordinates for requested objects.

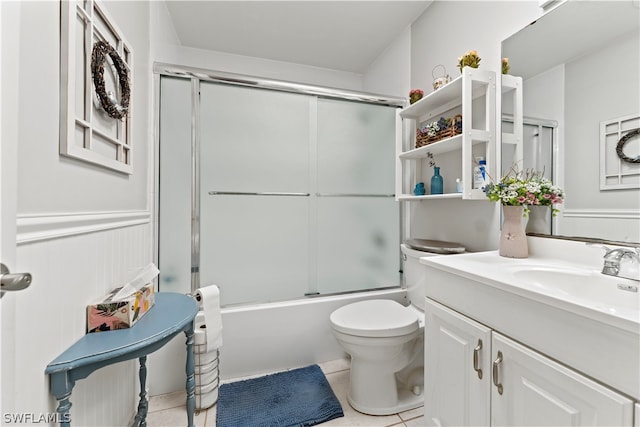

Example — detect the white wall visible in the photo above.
[153,43,365,92]
[2,1,154,425]
[407,1,541,252]
[363,26,412,98]
[559,30,640,242]
[16,4,149,214]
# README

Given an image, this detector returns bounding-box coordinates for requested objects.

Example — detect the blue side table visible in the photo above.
[45,292,199,427]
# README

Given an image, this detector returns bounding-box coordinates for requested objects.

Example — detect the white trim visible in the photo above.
[17,211,150,244]
[562,209,640,219]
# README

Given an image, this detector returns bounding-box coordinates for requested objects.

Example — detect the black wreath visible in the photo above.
[615,128,640,164]
[91,41,130,120]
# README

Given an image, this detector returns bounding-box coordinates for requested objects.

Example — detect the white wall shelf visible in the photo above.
[396,67,496,201]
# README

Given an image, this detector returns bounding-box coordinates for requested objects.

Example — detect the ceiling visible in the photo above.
[164,1,433,74]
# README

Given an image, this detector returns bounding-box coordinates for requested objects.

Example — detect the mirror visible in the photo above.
[501,0,640,244]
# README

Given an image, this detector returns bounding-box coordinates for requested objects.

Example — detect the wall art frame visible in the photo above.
[60,0,133,174]
[599,113,640,190]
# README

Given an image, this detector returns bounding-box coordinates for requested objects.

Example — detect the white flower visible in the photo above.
[525,182,541,193]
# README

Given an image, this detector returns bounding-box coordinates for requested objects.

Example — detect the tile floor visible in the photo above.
[146,358,426,426]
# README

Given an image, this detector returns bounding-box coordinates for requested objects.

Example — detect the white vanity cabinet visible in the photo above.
[425,298,635,426]
[395,67,495,201]
[425,298,491,426]
[492,333,633,426]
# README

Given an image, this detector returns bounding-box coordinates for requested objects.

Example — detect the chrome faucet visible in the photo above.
[597,246,640,281]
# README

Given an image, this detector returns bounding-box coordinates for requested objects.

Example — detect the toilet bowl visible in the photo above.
[329,240,464,415]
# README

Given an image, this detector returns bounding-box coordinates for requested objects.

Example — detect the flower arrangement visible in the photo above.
[502,58,510,75]
[415,115,463,148]
[457,50,481,73]
[409,89,424,104]
[483,166,564,216]
[418,116,460,138]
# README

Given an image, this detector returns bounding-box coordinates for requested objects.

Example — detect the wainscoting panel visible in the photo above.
[558,209,640,243]
[11,214,151,426]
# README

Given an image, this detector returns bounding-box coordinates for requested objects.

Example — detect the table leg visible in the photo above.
[184,324,196,427]
[133,356,149,427]
[50,373,74,427]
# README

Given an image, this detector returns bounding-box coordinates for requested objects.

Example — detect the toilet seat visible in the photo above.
[330,300,419,338]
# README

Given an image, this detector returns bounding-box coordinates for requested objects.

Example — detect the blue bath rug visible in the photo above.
[216,364,344,427]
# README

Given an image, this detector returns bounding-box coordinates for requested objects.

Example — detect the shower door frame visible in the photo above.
[502,114,559,234]
[153,63,407,296]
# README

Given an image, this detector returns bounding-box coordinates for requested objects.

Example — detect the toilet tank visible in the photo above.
[400,244,431,311]
[401,240,466,311]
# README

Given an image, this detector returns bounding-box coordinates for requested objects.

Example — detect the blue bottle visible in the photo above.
[431,167,443,195]
[413,182,425,196]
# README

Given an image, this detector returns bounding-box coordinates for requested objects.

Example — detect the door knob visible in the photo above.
[0,263,32,294]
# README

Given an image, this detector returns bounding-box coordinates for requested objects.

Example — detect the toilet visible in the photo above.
[329,239,465,415]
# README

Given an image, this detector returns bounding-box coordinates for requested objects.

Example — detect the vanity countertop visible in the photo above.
[420,249,639,334]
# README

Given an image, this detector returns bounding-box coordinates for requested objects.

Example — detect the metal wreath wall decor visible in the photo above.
[91,40,130,120]
[616,128,640,164]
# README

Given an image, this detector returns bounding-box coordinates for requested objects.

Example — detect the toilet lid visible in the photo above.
[330,300,419,338]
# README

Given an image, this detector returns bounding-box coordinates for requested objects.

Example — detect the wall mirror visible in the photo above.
[501,0,640,244]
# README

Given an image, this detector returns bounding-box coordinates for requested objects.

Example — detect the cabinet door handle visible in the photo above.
[473,339,483,379]
[492,351,503,395]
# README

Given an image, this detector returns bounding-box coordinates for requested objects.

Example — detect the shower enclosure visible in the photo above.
[502,117,557,233]
[157,66,404,307]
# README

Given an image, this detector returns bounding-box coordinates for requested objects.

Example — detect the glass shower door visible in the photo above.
[198,83,313,306]
[315,99,400,294]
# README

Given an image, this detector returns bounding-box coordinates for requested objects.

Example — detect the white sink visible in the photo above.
[509,265,639,312]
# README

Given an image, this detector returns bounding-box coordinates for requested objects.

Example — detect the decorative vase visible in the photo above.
[430,167,443,195]
[499,205,528,258]
[526,205,551,235]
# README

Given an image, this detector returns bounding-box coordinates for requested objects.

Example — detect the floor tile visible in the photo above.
[145,405,207,427]
[318,357,350,375]
[148,390,187,413]
[399,406,424,421]
[403,415,427,427]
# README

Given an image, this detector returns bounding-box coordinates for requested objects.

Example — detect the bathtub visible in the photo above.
[148,288,407,395]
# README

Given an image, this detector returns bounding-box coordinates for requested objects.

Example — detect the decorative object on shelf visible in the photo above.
[416,115,463,148]
[499,205,528,258]
[457,50,481,73]
[432,65,451,91]
[413,182,426,196]
[91,40,130,120]
[430,167,444,195]
[426,153,443,195]
[484,166,565,258]
[615,128,640,164]
[409,89,424,104]
[502,58,510,75]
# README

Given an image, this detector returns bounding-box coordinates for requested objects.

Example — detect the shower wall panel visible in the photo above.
[158,77,193,293]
